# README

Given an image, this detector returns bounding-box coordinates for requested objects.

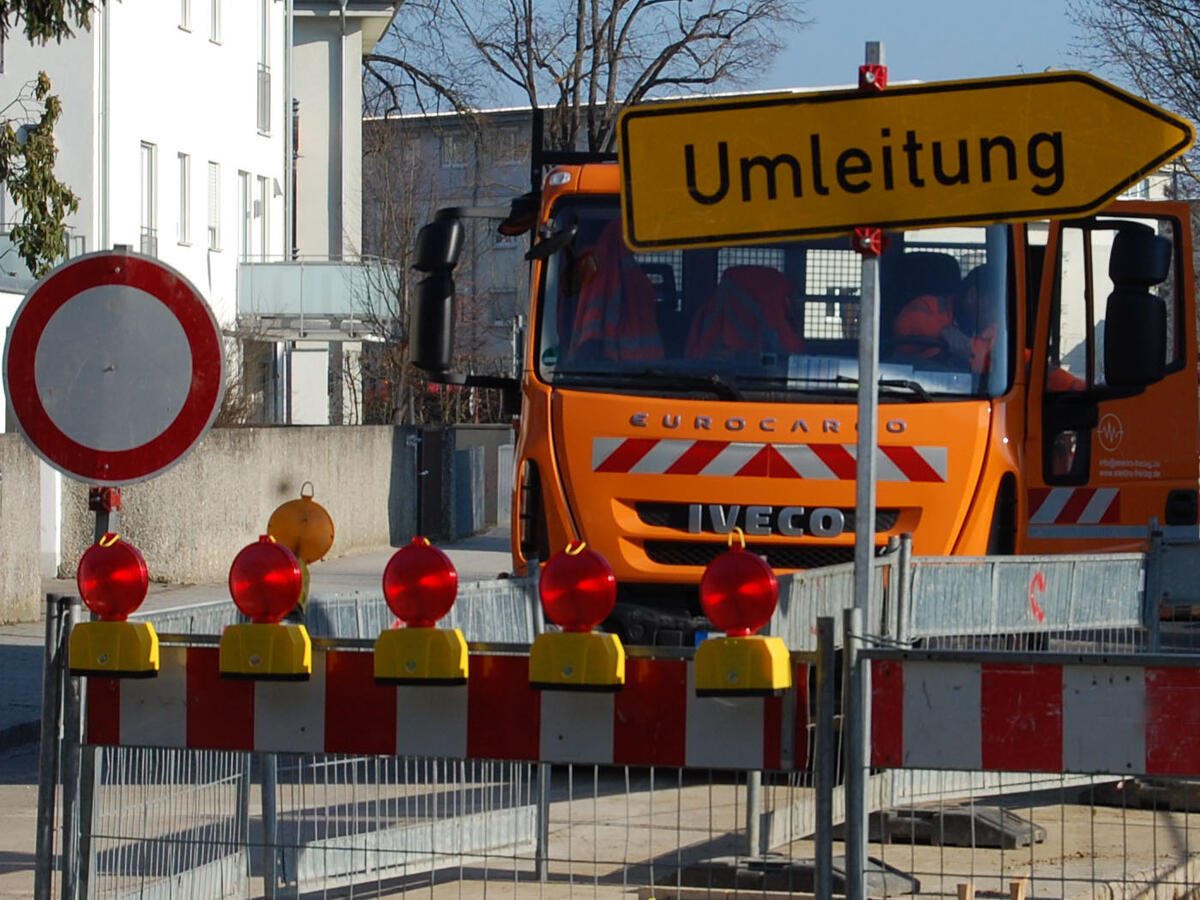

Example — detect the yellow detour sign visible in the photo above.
[617,71,1194,250]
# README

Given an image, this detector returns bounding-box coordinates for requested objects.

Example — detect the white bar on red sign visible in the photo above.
[685,666,766,769]
[255,659,327,753]
[120,645,188,748]
[1062,665,1145,773]
[902,661,982,770]
[540,691,616,764]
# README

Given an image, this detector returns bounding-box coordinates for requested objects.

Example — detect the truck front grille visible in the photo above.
[643,540,858,570]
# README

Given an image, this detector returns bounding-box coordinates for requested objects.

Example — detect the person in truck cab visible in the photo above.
[683,265,805,361]
[564,220,665,364]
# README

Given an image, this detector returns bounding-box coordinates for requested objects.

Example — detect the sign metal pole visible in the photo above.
[847,39,885,900]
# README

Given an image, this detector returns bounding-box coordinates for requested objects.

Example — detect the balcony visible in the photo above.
[0,225,86,282]
[236,257,401,340]
[140,226,158,257]
[257,63,271,134]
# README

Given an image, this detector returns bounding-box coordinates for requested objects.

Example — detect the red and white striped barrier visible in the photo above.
[86,647,809,771]
[872,657,1200,777]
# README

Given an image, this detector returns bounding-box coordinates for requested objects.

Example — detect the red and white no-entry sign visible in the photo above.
[3,251,225,485]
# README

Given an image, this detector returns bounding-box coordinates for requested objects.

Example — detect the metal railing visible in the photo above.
[139,227,158,258]
[257,63,271,134]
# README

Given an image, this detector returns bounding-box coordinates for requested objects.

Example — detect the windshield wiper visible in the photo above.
[878,378,933,402]
[551,368,743,400]
[789,373,932,402]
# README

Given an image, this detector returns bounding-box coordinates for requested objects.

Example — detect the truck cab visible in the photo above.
[412,161,1198,642]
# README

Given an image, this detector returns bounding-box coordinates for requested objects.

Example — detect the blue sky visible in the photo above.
[765,0,1082,90]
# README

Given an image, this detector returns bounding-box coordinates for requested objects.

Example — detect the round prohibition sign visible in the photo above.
[3,252,224,485]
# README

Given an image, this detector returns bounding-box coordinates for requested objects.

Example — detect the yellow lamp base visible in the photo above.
[219,623,312,681]
[694,635,791,697]
[69,620,159,678]
[374,627,469,685]
[529,631,625,692]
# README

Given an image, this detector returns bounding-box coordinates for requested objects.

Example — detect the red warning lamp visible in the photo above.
[539,543,616,631]
[228,535,303,624]
[69,533,158,677]
[699,543,779,636]
[529,543,624,691]
[382,536,459,627]
[220,535,311,680]
[693,529,790,697]
[375,537,468,685]
[77,533,149,621]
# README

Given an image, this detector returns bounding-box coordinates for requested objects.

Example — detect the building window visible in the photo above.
[489,127,521,164]
[207,161,220,250]
[238,170,252,260]
[178,153,191,245]
[140,142,157,256]
[209,0,221,43]
[180,0,191,31]
[256,174,269,260]
[440,132,468,168]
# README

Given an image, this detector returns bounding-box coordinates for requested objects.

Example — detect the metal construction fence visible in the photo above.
[36,531,1200,899]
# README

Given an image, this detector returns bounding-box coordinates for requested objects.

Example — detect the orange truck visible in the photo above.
[411,150,1198,644]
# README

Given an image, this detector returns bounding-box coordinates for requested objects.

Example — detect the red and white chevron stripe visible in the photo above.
[86,647,809,771]
[592,438,947,482]
[1028,487,1120,525]
[872,657,1200,777]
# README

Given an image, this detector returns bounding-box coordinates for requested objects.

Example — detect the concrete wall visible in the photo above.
[1,424,506,611]
[0,435,42,623]
[59,425,410,583]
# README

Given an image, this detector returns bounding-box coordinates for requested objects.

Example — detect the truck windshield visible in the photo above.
[535,200,1011,401]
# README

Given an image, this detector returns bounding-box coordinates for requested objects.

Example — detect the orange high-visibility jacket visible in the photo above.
[567,222,664,363]
[684,265,804,359]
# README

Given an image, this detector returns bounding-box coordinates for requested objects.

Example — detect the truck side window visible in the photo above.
[1053,217,1180,392]
[1045,216,1180,483]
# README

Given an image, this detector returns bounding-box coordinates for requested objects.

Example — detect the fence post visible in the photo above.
[77,746,99,899]
[1144,519,1164,652]
[843,606,868,900]
[236,753,252,878]
[60,598,84,900]
[534,762,550,880]
[745,771,762,857]
[261,753,279,899]
[814,616,835,899]
[896,533,913,643]
[35,594,66,900]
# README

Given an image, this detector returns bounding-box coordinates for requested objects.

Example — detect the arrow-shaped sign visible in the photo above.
[618,71,1195,250]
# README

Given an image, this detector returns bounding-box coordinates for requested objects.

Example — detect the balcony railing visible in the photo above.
[257,63,271,134]
[237,257,400,339]
[0,225,85,280]
[140,227,158,257]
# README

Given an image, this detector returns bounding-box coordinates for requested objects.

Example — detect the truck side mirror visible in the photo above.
[410,273,454,373]
[413,216,463,273]
[1104,226,1170,389]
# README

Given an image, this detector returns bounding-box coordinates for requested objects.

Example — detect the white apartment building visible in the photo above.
[0,1,398,576]
[2,0,288,324]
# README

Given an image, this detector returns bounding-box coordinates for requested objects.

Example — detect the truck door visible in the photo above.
[1023,201,1200,552]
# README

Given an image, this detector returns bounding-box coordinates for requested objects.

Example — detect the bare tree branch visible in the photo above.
[370,0,809,151]
[1070,0,1200,194]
